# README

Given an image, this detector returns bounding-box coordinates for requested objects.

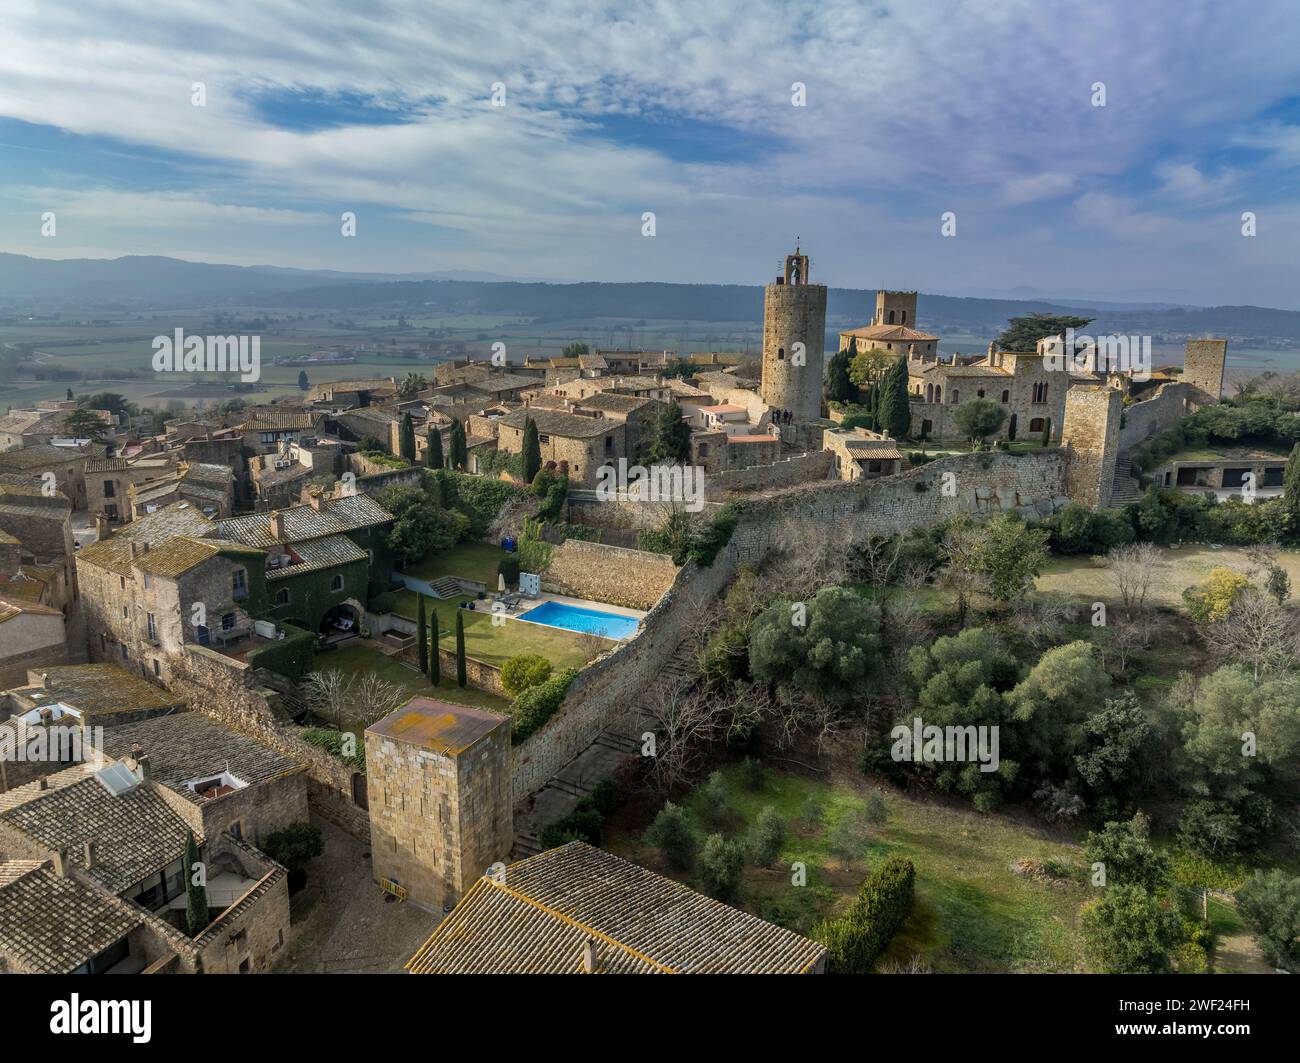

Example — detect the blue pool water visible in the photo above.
[518,601,641,640]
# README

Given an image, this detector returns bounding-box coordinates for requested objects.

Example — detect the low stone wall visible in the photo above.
[706,449,834,498]
[542,538,679,611]
[395,641,508,697]
[1118,382,1196,451]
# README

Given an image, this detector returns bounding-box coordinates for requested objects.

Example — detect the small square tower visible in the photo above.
[365,698,513,911]
[1182,338,1227,407]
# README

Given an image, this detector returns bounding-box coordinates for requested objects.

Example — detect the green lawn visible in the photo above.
[402,541,510,587]
[319,641,512,716]
[392,590,608,671]
[606,764,1090,973]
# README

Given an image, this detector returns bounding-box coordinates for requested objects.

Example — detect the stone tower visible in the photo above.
[1182,338,1227,407]
[1062,385,1122,509]
[365,697,513,912]
[760,247,827,422]
[874,290,918,328]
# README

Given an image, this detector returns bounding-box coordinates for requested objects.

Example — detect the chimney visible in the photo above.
[94,513,109,537]
[83,840,96,869]
[141,541,150,553]
[269,510,286,540]
[51,848,68,878]
[581,936,598,974]
[38,706,52,722]
[134,753,151,781]
[40,672,51,690]
[128,542,138,559]
[38,777,48,790]
[308,491,325,512]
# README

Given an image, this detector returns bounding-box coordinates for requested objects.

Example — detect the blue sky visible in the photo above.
[1,0,1299,306]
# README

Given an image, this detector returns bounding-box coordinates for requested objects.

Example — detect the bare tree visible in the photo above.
[350,674,408,727]
[764,514,848,596]
[1010,593,1078,650]
[942,518,986,626]
[640,683,762,795]
[301,670,352,729]
[855,535,904,586]
[1203,590,1300,680]
[1107,542,1163,612]
[882,595,932,659]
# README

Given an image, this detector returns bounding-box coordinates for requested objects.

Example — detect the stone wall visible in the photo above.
[168,646,370,842]
[565,493,723,531]
[1183,338,1228,406]
[1117,381,1195,451]
[706,449,833,498]
[510,548,738,802]
[541,538,678,610]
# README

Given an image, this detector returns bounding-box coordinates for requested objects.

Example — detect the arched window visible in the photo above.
[777,347,785,360]
[934,385,941,403]
[330,575,344,592]
[1001,389,1010,403]
[1032,382,1048,403]
[887,310,896,324]
[951,389,960,404]
[925,384,934,402]
[901,310,907,324]
[977,389,985,398]
[275,588,290,606]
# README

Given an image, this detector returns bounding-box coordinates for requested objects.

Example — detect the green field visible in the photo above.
[606,764,1091,973]
[401,541,509,587]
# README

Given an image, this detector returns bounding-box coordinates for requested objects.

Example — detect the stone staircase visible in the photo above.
[426,576,462,599]
[657,639,700,691]
[1109,457,1142,507]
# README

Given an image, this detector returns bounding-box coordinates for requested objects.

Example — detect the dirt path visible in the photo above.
[1214,931,1277,975]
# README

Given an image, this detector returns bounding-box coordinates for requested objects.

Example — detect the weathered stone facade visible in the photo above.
[1062,386,1122,510]
[541,539,678,611]
[759,250,827,421]
[1182,338,1228,406]
[365,699,513,911]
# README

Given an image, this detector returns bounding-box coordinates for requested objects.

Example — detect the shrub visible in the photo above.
[696,770,730,825]
[262,822,324,874]
[698,834,745,902]
[644,802,697,870]
[501,653,553,696]
[540,807,603,849]
[828,808,872,862]
[746,806,786,867]
[509,667,578,741]
[368,590,398,614]
[737,756,765,791]
[812,856,916,973]
[1236,869,1300,972]
[498,555,521,585]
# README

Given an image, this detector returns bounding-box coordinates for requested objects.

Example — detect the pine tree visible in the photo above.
[522,417,542,484]
[184,830,208,937]
[416,593,428,673]
[428,606,441,685]
[454,611,467,688]
[427,427,444,469]
[297,370,309,390]
[877,356,911,438]
[399,412,416,462]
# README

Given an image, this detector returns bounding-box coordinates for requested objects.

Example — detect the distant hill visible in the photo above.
[4,252,1300,342]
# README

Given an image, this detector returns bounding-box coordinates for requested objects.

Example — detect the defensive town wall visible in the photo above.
[1117,381,1197,452]
[541,538,679,611]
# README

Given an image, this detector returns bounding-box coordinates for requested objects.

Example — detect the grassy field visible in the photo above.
[392,590,608,671]
[605,763,1091,973]
[402,541,509,587]
[1036,545,1300,607]
[319,641,512,712]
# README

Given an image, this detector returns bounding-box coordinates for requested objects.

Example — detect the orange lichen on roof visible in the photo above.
[366,697,508,754]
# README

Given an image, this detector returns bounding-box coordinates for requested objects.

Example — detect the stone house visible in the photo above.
[572,392,665,462]
[906,349,1066,443]
[823,426,905,481]
[84,454,175,524]
[127,461,236,520]
[0,481,78,627]
[406,842,826,974]
[0,760,289,974]
[237,406,323,456]
[0,443,88,510]
[495,408,625,487]
[0,597,67,691]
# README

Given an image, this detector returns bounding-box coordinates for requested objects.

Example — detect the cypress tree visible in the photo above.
[297,370,309,390]
[416,593,428,673]
[1041,416,1052,447]
[428,606,441,685]
[877,356,912,439]
[450,419,468,470]
[184,830,208,937]
[399,412,416,462]
[454,611,467,688]
[427,427,444,469]
[1007,413,1017,441]
[522,417,542,484]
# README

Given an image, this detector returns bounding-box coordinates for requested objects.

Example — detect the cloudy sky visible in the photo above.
[1,0,1299,305]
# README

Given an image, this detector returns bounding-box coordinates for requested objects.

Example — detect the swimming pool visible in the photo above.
[517,601,641,640]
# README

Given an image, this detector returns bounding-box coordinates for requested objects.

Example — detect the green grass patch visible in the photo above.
[605,765,1089,972]
[402,541,509,587]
